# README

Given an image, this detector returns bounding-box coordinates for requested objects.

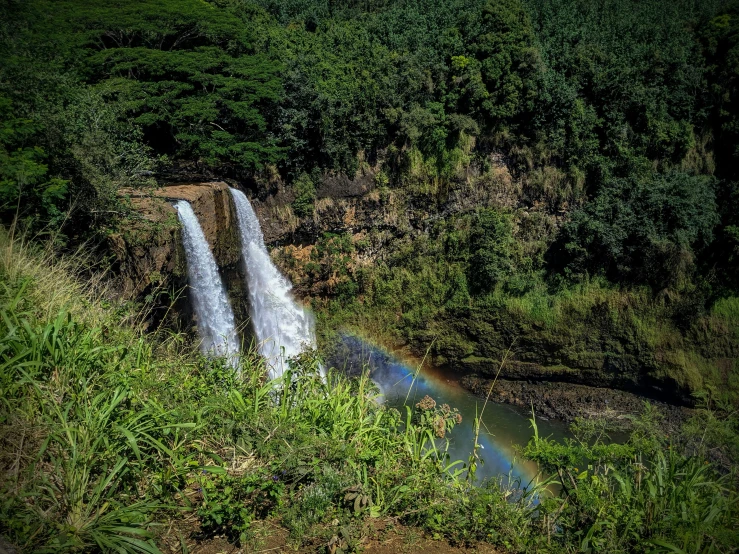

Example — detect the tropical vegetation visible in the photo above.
[1,229,737,552]
[2,0,739,551]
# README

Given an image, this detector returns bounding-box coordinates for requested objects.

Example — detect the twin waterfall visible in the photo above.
[230,188,317,376]
[174,190,316,378]
[175,201,240,360]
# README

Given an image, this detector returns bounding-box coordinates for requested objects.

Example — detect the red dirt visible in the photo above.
[157,518,500,554]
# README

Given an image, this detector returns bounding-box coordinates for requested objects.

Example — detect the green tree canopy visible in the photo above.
[557,170,718,289]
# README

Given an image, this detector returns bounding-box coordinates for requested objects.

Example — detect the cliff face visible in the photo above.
[111,172,737,406]
[251,170,384,246]
[247,166,737,406]
[109,182,249,333]
[159,183,242,266]
[108,194,184,302]
[251,159,521,247]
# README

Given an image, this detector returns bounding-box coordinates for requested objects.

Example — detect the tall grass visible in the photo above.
[0,227,108,327]
[0,230,483,551]
[525,408,739,552]
[494,276,652,330]
[711,296,739,323]
[1,229,737,553]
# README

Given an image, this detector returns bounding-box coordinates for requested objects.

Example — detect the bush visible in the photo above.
[467,209,516,294]
[556,170,718,289]
[292,172,317,218]
[523,408,739,552]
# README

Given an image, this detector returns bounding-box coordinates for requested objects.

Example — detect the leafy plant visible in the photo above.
[196,471,284,544]
[292,172,317,217]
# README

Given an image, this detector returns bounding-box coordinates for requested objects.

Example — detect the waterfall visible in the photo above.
[229,188,316,378]
[175,200,240,363]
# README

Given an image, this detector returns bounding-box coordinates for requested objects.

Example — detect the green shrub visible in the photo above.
[197,470,285,544]
[467,209,516,294]
[557,170,718,289]
[292,172,317,218]
[523,408,739,552]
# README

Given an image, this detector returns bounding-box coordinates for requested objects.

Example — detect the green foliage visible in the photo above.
[527,0,716,174]
[2,201,739,552]
[313,213,738,401]
[698,4,739,292]
[292,172,316,217]
[468,209,516,293]
[0,21,159,236]
[683,389,739,472]
[558,170,719,289]
[308,232,359,303]
[0,310,164,552]
[702,2,739,178]
[0,231,475,551]
[524,408,739,552]
[2,0,739,547]
[4,0,739,305]
[60,0,283,170]
[473,0,539,122]
[0,96,68,228]
[197,470,284,543]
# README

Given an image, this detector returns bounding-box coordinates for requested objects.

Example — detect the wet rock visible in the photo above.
[460,375,690,433]
[151,182,242,267]
[108,182,250,337]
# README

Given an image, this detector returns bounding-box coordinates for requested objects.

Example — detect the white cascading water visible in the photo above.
[175,200,240,363]
[229,188,316,378]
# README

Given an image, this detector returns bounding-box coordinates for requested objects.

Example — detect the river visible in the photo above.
[331,334,571,485]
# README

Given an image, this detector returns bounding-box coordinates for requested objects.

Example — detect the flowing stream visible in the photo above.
[331,335,570,484]
[230,188,317,378]
[175,200,240,362]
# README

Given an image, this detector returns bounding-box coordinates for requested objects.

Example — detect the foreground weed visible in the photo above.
[1,229,737,554]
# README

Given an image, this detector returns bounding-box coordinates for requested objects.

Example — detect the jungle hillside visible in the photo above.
[1,0,739,552]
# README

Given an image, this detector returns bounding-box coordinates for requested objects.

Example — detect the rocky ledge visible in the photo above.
[107,182,250,334]
[460,374,691,433]
[108,182,241,299]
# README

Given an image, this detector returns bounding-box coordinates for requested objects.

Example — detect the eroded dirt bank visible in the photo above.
[460,374,691,432]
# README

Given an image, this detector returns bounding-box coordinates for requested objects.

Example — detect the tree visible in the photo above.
[556,170,718,290]
[474,0,539,123]
[41,0,285,171]
[0,96,67,228]
[467,209,515,294]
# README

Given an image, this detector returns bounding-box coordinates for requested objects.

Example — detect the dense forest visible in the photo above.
[4,0,739,284]
[1,0,739,552]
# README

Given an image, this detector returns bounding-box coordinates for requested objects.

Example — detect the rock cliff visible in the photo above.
[244,165,737,407]
[112,170,737,407]
[109,182,249,334]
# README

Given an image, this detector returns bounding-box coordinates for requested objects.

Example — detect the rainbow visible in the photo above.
[328,333,568,486]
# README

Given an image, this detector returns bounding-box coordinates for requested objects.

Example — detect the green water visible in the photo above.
[334,335,571,484]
